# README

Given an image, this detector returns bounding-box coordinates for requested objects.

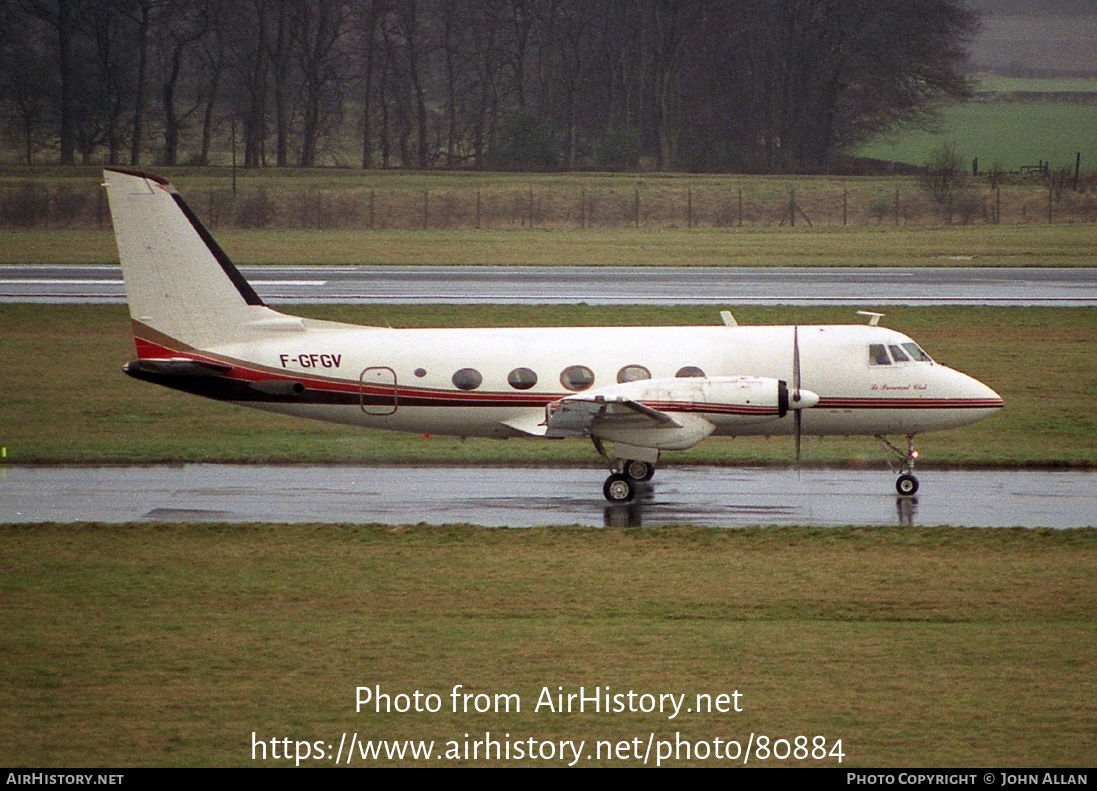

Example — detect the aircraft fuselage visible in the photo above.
[129,320,1002,441]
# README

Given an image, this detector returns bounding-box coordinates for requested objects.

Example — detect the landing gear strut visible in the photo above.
[594,439,657,502]
[877,435,920,496]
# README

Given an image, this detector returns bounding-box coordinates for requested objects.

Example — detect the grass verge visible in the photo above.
[0,524,1092,767]
[4,223,1097,266]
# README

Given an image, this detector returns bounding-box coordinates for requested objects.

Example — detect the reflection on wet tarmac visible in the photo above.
[1,465,1093,528]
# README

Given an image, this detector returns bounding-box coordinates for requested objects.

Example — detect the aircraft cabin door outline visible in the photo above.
[360,366,398,415]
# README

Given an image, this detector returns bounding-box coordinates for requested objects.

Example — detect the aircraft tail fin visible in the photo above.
[103,168,290,352]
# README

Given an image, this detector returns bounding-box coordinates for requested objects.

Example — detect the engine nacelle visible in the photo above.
[545,376,818,451]
[594,375,815,423]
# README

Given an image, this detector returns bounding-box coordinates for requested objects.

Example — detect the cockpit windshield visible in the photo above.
[869,342,933,366]
[901,343,933,362]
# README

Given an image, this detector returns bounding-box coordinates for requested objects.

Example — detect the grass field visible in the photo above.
[858,102,1097,175]
[0,304,1093,468]
[974,75,1097,94]
[5,222,1097,267]
[0,524,1092,767]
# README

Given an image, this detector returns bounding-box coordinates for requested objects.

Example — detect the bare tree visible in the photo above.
[268,0,292,166]
[157,0,220,165]
[3,0,980,171]
[351,0,382,168]
[649,0,688,170]
[192,0,231,165]
[1,6,56,163]
[126,0,164,164]
[227,0,271,168]
[83,0,140,165]
[18,0,81,164]
[295,0,350,166]
[387,0,431,169]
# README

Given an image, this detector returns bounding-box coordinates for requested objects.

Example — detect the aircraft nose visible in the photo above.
[950,368,1004,411]
[969,375,1004,409]
[933,368,1003,431]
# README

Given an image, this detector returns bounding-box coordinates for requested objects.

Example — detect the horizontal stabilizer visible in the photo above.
[123,358,232,377]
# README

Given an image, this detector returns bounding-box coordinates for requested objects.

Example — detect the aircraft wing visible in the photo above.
[543,375,809,452]
[545,387,714,452]
[545,394,681,436]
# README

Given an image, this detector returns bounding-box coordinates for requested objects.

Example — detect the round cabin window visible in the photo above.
[507,367,538,390]
[617,365,651,383]
[560,365,595,391]
[452,368,483,390]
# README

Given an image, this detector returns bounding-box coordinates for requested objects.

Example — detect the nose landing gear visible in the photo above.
[878,435,920,496]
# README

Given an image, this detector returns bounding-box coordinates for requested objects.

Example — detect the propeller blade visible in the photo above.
[795,409,802,471]
[793,325,801,404]
[793,325,802,475]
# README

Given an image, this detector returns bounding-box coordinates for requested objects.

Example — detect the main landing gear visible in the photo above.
[877,435,920,496]
[594,439,656,503]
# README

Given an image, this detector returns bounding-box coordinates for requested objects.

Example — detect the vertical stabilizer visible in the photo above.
[104,168,286,351]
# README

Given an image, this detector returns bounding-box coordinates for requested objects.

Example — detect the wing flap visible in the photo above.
[545,395,681,438]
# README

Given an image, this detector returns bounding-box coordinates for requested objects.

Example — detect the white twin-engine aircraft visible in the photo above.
[104,168,1003,503]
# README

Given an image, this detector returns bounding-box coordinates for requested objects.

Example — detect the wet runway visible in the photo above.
[1,465,1093,528]
[2,265,1094,305]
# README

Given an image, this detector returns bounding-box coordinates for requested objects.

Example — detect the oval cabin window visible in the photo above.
[617,365,651,383]
[560,365,595,391]
[452,368,483,390]
[507,367,538,390]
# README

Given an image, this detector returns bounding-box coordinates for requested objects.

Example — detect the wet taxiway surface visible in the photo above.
[1,465,1093,528]
[2,265,1094,305]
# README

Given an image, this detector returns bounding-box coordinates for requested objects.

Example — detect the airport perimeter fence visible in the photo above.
[2,179,1096,231]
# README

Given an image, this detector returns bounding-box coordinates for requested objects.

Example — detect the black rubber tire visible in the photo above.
[603,473,636,503]
[896,473,919,496]
[624,459,655,482]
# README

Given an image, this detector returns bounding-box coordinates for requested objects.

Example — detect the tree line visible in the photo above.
[1,0,978,173]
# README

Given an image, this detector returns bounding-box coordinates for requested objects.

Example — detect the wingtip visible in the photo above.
[103,167,171,186]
